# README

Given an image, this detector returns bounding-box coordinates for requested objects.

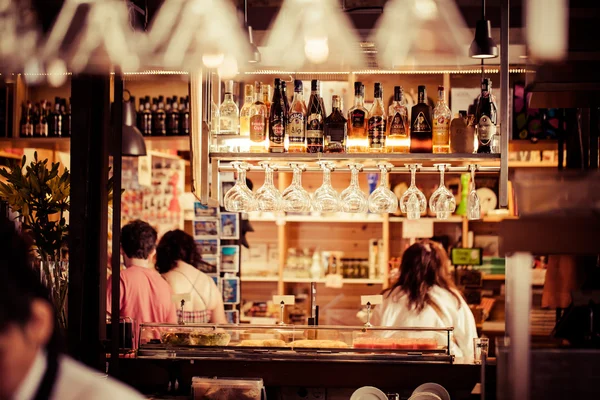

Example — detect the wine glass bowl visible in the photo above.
[312,161,341,213]
[256,162,283,212]
[282,163,312,212]
[340,163,369,213]
[224,162,257,212]
[429,164,456,220]
[399,164,427,220]
[368,163,398,214]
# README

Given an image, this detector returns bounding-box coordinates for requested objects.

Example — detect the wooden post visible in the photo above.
[277,171,291,295]
[68,75,110,369]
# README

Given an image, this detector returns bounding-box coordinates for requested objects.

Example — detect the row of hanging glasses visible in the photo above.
[223,162,482,220]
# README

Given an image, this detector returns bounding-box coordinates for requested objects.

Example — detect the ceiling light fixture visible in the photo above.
[469,0,499,59]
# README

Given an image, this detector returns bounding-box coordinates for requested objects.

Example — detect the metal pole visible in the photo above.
[506,252,532,400]
[499,0,510,208]
[190,69,208,204]
[110,71,124,376]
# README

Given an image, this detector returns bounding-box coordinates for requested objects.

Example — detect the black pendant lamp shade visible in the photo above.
[112,93,147,157]
[469,0,498,59]
[470,19,499,59]
[247,26,261,64]
[122,97,147,156]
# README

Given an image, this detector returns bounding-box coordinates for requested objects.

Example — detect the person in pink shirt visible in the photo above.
[107,220,177,346]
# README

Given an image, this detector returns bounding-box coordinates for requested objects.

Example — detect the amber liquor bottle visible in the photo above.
[410,85,433,153]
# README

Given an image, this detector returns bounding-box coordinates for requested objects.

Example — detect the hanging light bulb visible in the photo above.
[46,59,68,87]
[264,0,364,69]
[304,37,329,64]
[218,54,239,79]
[202,53,225,68]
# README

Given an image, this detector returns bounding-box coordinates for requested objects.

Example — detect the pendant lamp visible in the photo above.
[469,0,498,59]
[112,92,147,157]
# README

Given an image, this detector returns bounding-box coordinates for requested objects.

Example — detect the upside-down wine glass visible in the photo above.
[312,161,341,213]
[282,163,312,212]
[368,163,398,214]
[224,162,257,212]
[429,164,456,220]
[467,164,481,220]
[256,162,283,212]
[399,164,427,220]
[340,163,369,213]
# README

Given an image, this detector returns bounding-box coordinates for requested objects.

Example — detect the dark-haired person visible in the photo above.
[0,221,144,400]
[107,220,177,345]
[372,240,477,359]
[156,230,226,324]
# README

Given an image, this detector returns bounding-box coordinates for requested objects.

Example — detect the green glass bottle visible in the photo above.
[455,173,470,216]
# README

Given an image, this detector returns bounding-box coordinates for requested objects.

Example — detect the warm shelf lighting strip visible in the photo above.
[245,68,532,75]
[217,164,500,173]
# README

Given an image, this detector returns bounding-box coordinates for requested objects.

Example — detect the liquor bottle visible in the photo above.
[450,111,474,153]
[210,98,220,136]
[62,98,71,137]
[36,100,48,137]
[475,78,497,153]
[239,84,254,140]
[261,83,272,115]
[20,101,33,138]
[268,78,286,153]
[49,97,63,137]
[368,82,386,153]
[324,95,347,153]
[136,97,145,132]
[179,96,190,136]
[386,86,409,153]
[249,85,268,153]
[141,97,152,136]
[288,79,307,153]
[219,80,239,135]
[347,82,369,152]
[410,85,433,153]
[281,81,290,115]
[166,96,180,136]
[153,96,166,136]
[432,85,451,154]
[306,79,325,153]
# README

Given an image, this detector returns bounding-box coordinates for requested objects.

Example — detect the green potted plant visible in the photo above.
[0,152,70,329]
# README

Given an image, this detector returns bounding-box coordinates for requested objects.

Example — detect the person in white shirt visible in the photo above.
[156,230,227,324]
[372,240,478,359]
[0,220,144,400]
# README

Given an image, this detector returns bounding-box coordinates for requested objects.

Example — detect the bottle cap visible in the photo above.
[294,79,303,92]
[332,95,340,108]
[394,86,403,101]
[274,78,281,87]
[281,81,287,91]
[374,82,382,98]
[311,79,319,91]
[354,81,363,95]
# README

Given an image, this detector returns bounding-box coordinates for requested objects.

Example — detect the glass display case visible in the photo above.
[138,323,455,364]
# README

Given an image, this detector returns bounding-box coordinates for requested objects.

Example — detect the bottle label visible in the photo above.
[433,115,450,145]
[326,123,346,144]
[350,110,366,128]
[269,121,284,145]
[288,112,305,144]
[412,111,431,132]
[250,114,266,142]
[477,115,496,142]
[389,111,407,137]
[368,116,386,148]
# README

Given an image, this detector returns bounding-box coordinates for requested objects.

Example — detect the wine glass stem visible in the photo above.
[350,168,359,187]
[265,168,274,186]
[410,168,416,187]
[379,168,388,187]
[439,168,445,187]
[470,169,476,191]
[292,169,302,187]
[323,168,331,186]
[238,169,247,188]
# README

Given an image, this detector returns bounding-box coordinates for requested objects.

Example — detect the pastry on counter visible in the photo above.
[288,340,349,349]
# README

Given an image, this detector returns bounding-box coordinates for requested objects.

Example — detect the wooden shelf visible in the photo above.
[211,152,500,163]
[241,276,279,282]
[389,216,464,223]
[482,274,506,281]
[283,277,384,284]
[0,136,190,152]
[248,213,383,223]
